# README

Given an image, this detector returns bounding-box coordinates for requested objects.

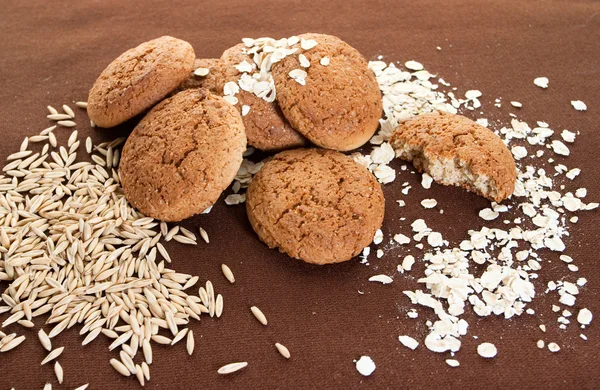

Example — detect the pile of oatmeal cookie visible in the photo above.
[88,34,516,265]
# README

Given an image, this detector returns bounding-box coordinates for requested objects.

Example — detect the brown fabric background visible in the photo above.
[0,0,599,389]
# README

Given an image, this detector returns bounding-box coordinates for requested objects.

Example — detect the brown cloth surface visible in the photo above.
[0,0,599,389]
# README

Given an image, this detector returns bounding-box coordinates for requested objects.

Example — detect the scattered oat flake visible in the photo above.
[373,229,384,245]
[405,60,423,71]
[369,274,393,284]
[566,168,580,180]
[465,90,482,100]
[298,54,310,68]
[548,342,560,352]
[394,234,411,245]
[477,342,497,358]
[300,38,318,50]
[289,69,307,85]
[399,335,419,350]
[571,100,587,111]
[320,56,330,66]
[421,199,437,209]
[534,77,549,88]
[551,140,570,156]
[537,340,545,349]
[510,101,522,108]
[421,173,433,189]
[235,60,253,73]
[194,67,210,77]
[355,356,376,376]
[511,146,528,160]
[223,95,238,106]
[401,255,415,272]
[479,208,499,221]
[577,308,592,325]
[372,164,396,184]
[446,359,460,367]
[427,232,443,247]
[225,193,246,205]
[561,129,576,143]
[241,105,251,116]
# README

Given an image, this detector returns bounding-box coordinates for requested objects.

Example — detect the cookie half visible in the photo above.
[272,33,382,151]
[246,148,385,264]
[120,89,246,222]
[389,111,517,202]
[88,36,195,128]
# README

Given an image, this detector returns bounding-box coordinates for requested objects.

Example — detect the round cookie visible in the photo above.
[389,111,517,202]
[246,148,385,264]
[120,89,246,222]
[88,36,195,128]
[271,33,382,151]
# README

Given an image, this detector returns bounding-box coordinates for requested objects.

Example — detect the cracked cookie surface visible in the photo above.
[88,36,195,128]
[120,89,246,221]
[246,148,385,264]
[176,58,233,94]
[389,111,517,202]
[271,33,382,151]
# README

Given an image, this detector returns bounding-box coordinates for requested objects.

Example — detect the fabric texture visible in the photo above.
[0,0,598,388]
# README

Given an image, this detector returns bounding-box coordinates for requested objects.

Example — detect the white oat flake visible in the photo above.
[193,67,210,77]
[241,105,251,116]
[300,38,318,50]
[398,335,419,350]
[577,308,592,326]
[289,69,308,85]
[421,173,433,189]
[394,234,411,245]
[369,274,393,284]
[478,208,499,221]
[533,77,549,89]
[551,140,570,156]
[298,54,311,68]
[571,100,587,111]
[421,199,437,209]
[405,60,424,71]
[477,342,497,358]
[355,356,376,376]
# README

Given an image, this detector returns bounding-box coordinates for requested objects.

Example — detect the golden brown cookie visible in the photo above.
[246,148,385,264]
[389,111,517,202]
[177,47,306,151]
[88,36,195,128]
[271,33,382,151]
[120,89,246,222]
